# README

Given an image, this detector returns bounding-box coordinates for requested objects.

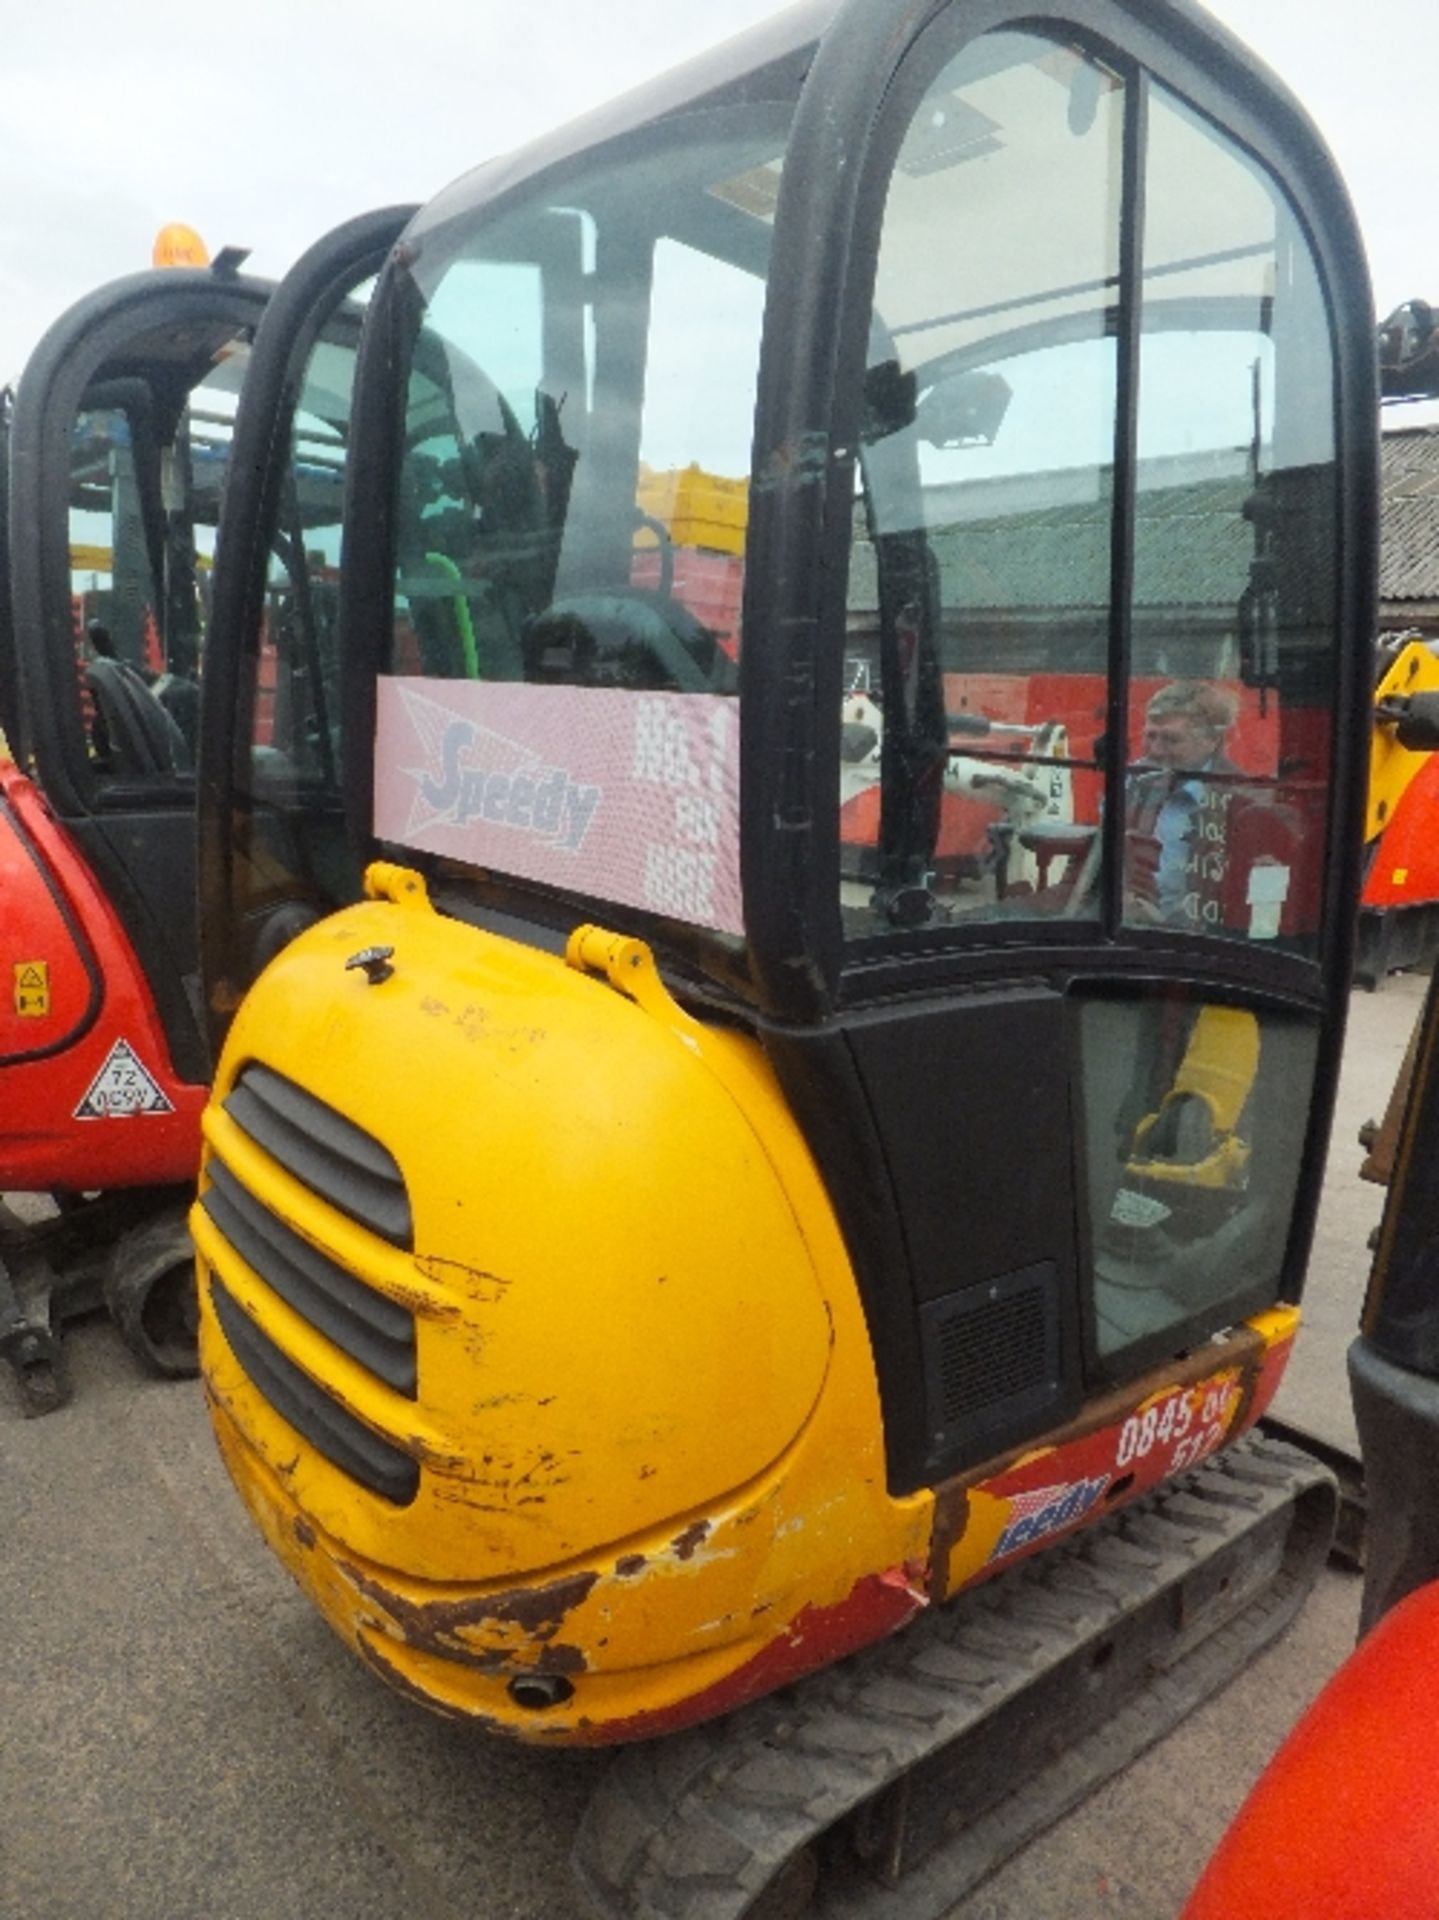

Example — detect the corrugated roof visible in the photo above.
[852,464,1269,613]
[1381,424,1439,601]
[848,431,1432,616]
[931,477,1253,611]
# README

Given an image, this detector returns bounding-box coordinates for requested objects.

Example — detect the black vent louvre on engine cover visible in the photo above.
[201,1157,416,1395]
[223,1063,413,1248]
[920,1261,1063,1472]
[208,1276,420,1505]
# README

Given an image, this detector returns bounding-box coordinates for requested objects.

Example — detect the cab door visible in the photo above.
[196,207,416,1056]
[742,4,1376,1489]
[7,271,272,1084]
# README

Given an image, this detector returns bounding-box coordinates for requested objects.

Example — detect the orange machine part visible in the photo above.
[0,762,203,1191]
[1363,751,1439,909]
[1182,1579,1439,1920]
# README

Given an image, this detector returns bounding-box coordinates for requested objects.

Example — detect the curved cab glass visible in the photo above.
[843,32,1123,936]
[374,107,797,945]
[69,348,251,786]
[839,36,1339,963]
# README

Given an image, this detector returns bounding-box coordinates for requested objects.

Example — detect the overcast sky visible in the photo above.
[2,0,1433,394]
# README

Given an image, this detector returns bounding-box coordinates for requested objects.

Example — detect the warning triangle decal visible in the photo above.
[74,1039,176,1119]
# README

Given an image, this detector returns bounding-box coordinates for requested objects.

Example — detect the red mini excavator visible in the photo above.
[0,249,273,1411]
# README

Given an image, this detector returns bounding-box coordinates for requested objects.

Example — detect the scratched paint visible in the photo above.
[338,1558,599,1648]
[577,1567,926,1746]
[933,1328,1279,1600]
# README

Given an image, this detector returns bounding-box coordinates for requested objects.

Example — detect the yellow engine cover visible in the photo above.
[196,871,931,1737]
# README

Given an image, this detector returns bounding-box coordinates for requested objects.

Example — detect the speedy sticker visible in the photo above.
[410,713,601,852]
[374,677,743,935]
[74,1039,175,1118]
[991,1474,1108,1561]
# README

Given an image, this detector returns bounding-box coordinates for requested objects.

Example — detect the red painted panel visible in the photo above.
[1364,753,1439,908]
[1182,1580,1439,1920]
[0,770,97,1063]
[574,1567,927,1746]
[0,763,202,1191]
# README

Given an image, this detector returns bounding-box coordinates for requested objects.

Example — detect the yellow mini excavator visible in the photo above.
[188,2,1380,1912]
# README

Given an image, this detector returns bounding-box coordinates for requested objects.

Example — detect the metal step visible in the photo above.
[571,1434,1337,1920]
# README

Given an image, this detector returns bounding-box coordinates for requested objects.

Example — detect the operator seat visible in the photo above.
[85,656,193,776]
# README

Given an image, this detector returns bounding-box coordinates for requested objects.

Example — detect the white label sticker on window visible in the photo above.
[1247,859,1290,941]
[1247,860,1290,904]
[1109,1187,1172,1230]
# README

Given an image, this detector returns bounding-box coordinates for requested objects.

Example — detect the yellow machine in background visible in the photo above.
[1368,633,1439,842]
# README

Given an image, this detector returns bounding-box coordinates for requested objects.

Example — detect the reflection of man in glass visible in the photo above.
[1127,681,1239,923]
[1113,685,1265,1252]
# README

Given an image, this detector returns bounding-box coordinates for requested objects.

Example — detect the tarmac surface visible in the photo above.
[1,971,1426,1920]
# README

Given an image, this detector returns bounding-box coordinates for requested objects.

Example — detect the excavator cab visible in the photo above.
[194,1,1377,1908]
[0,263,273,1407]
[196,207,416,1030]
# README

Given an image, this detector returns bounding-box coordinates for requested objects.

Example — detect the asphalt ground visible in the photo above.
[1,972,1424,1920]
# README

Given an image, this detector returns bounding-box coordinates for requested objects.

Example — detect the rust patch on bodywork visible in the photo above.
[479,1572,599,1634]
[338,1560,599,1664]
[356,1633,469,1719]
[615,1555,646,1579]
[292,1515,317,1550]
[534,1643,586,1676]
[414,1254,514,1305]
[928,1484,971,1596]
[671,1520,711,1562]
[417,1443,578,1515]
[385,1278,464,1323]
[926,1327,1270,1600]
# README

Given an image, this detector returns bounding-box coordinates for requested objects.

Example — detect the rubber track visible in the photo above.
[571,1435,1336,1920]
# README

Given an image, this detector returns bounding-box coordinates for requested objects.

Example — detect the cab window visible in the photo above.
[247,325,368,796]
[376,113,792,939]
[69,350,248,783]
[843,31,1123,935]
[1123,85,1337,954]
[841,33,1340,964]
[220,291,377,987]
